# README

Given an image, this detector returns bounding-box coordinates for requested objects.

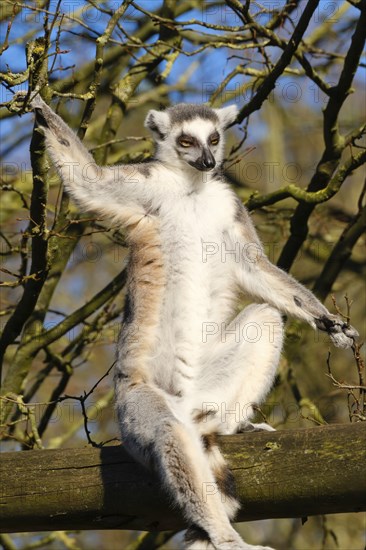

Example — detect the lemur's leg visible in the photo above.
[115,380,250,550]
[185,305,282,549]
[194,304,284,435]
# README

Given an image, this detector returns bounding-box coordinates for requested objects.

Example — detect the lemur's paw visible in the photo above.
[212,532,247,550]
[214,542,245,550]
[213,532,275,550]
[8,91,29,113]
[185,540,215,549]
[218,543,274,550]
[12,90,27,101]
[9,91,46,114]
[251,422,276,432]
[329,331,354,349]
[315,315,359,349]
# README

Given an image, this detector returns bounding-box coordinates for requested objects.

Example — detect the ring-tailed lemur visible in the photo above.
[24,92,358,550]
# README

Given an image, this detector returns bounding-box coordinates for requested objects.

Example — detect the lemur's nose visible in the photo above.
[202,148,216,169]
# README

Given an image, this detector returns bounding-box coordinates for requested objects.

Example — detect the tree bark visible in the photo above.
[0,423,365,533]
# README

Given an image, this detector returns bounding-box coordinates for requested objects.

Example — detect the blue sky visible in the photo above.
[1,0,364,163]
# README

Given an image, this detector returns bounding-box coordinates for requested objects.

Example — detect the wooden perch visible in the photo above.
[0,423,365,533]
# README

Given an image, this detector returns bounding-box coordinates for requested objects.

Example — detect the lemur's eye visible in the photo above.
[210,134,220,146]
[178,138,193,148]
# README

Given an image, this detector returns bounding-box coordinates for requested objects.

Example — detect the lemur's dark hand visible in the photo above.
[8,90,29,114]
[11,91,46,119]
[12,90,45,112]
[315,314,359,348]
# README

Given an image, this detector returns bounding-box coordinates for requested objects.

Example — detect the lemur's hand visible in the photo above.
[315,314,359,348]
[12,90,45,112]
[8,90,29,114]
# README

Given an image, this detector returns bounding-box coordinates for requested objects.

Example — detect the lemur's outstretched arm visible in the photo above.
[231,203,358,349]
[27,93,151,226]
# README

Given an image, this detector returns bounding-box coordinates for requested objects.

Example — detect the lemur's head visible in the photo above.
[144,103,238,172]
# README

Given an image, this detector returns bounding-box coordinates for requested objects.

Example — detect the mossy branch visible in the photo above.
[244,149,366,210]
[0,424,365,533]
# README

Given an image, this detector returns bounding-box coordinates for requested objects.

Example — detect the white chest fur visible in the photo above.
[147,177,239,392]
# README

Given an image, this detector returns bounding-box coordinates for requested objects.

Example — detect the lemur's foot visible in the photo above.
[185,540,215,549]
[237,422,275,433]
[186,541,274,550]
[216,543,274,550]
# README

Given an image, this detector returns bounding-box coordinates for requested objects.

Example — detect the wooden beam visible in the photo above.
[0,423,365,533]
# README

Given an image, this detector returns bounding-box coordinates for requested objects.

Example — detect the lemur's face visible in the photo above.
[144,103,238,172]
[174,118,220,172]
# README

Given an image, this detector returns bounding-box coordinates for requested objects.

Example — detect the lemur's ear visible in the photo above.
[144,109,170,140]
[214,104,238,130]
